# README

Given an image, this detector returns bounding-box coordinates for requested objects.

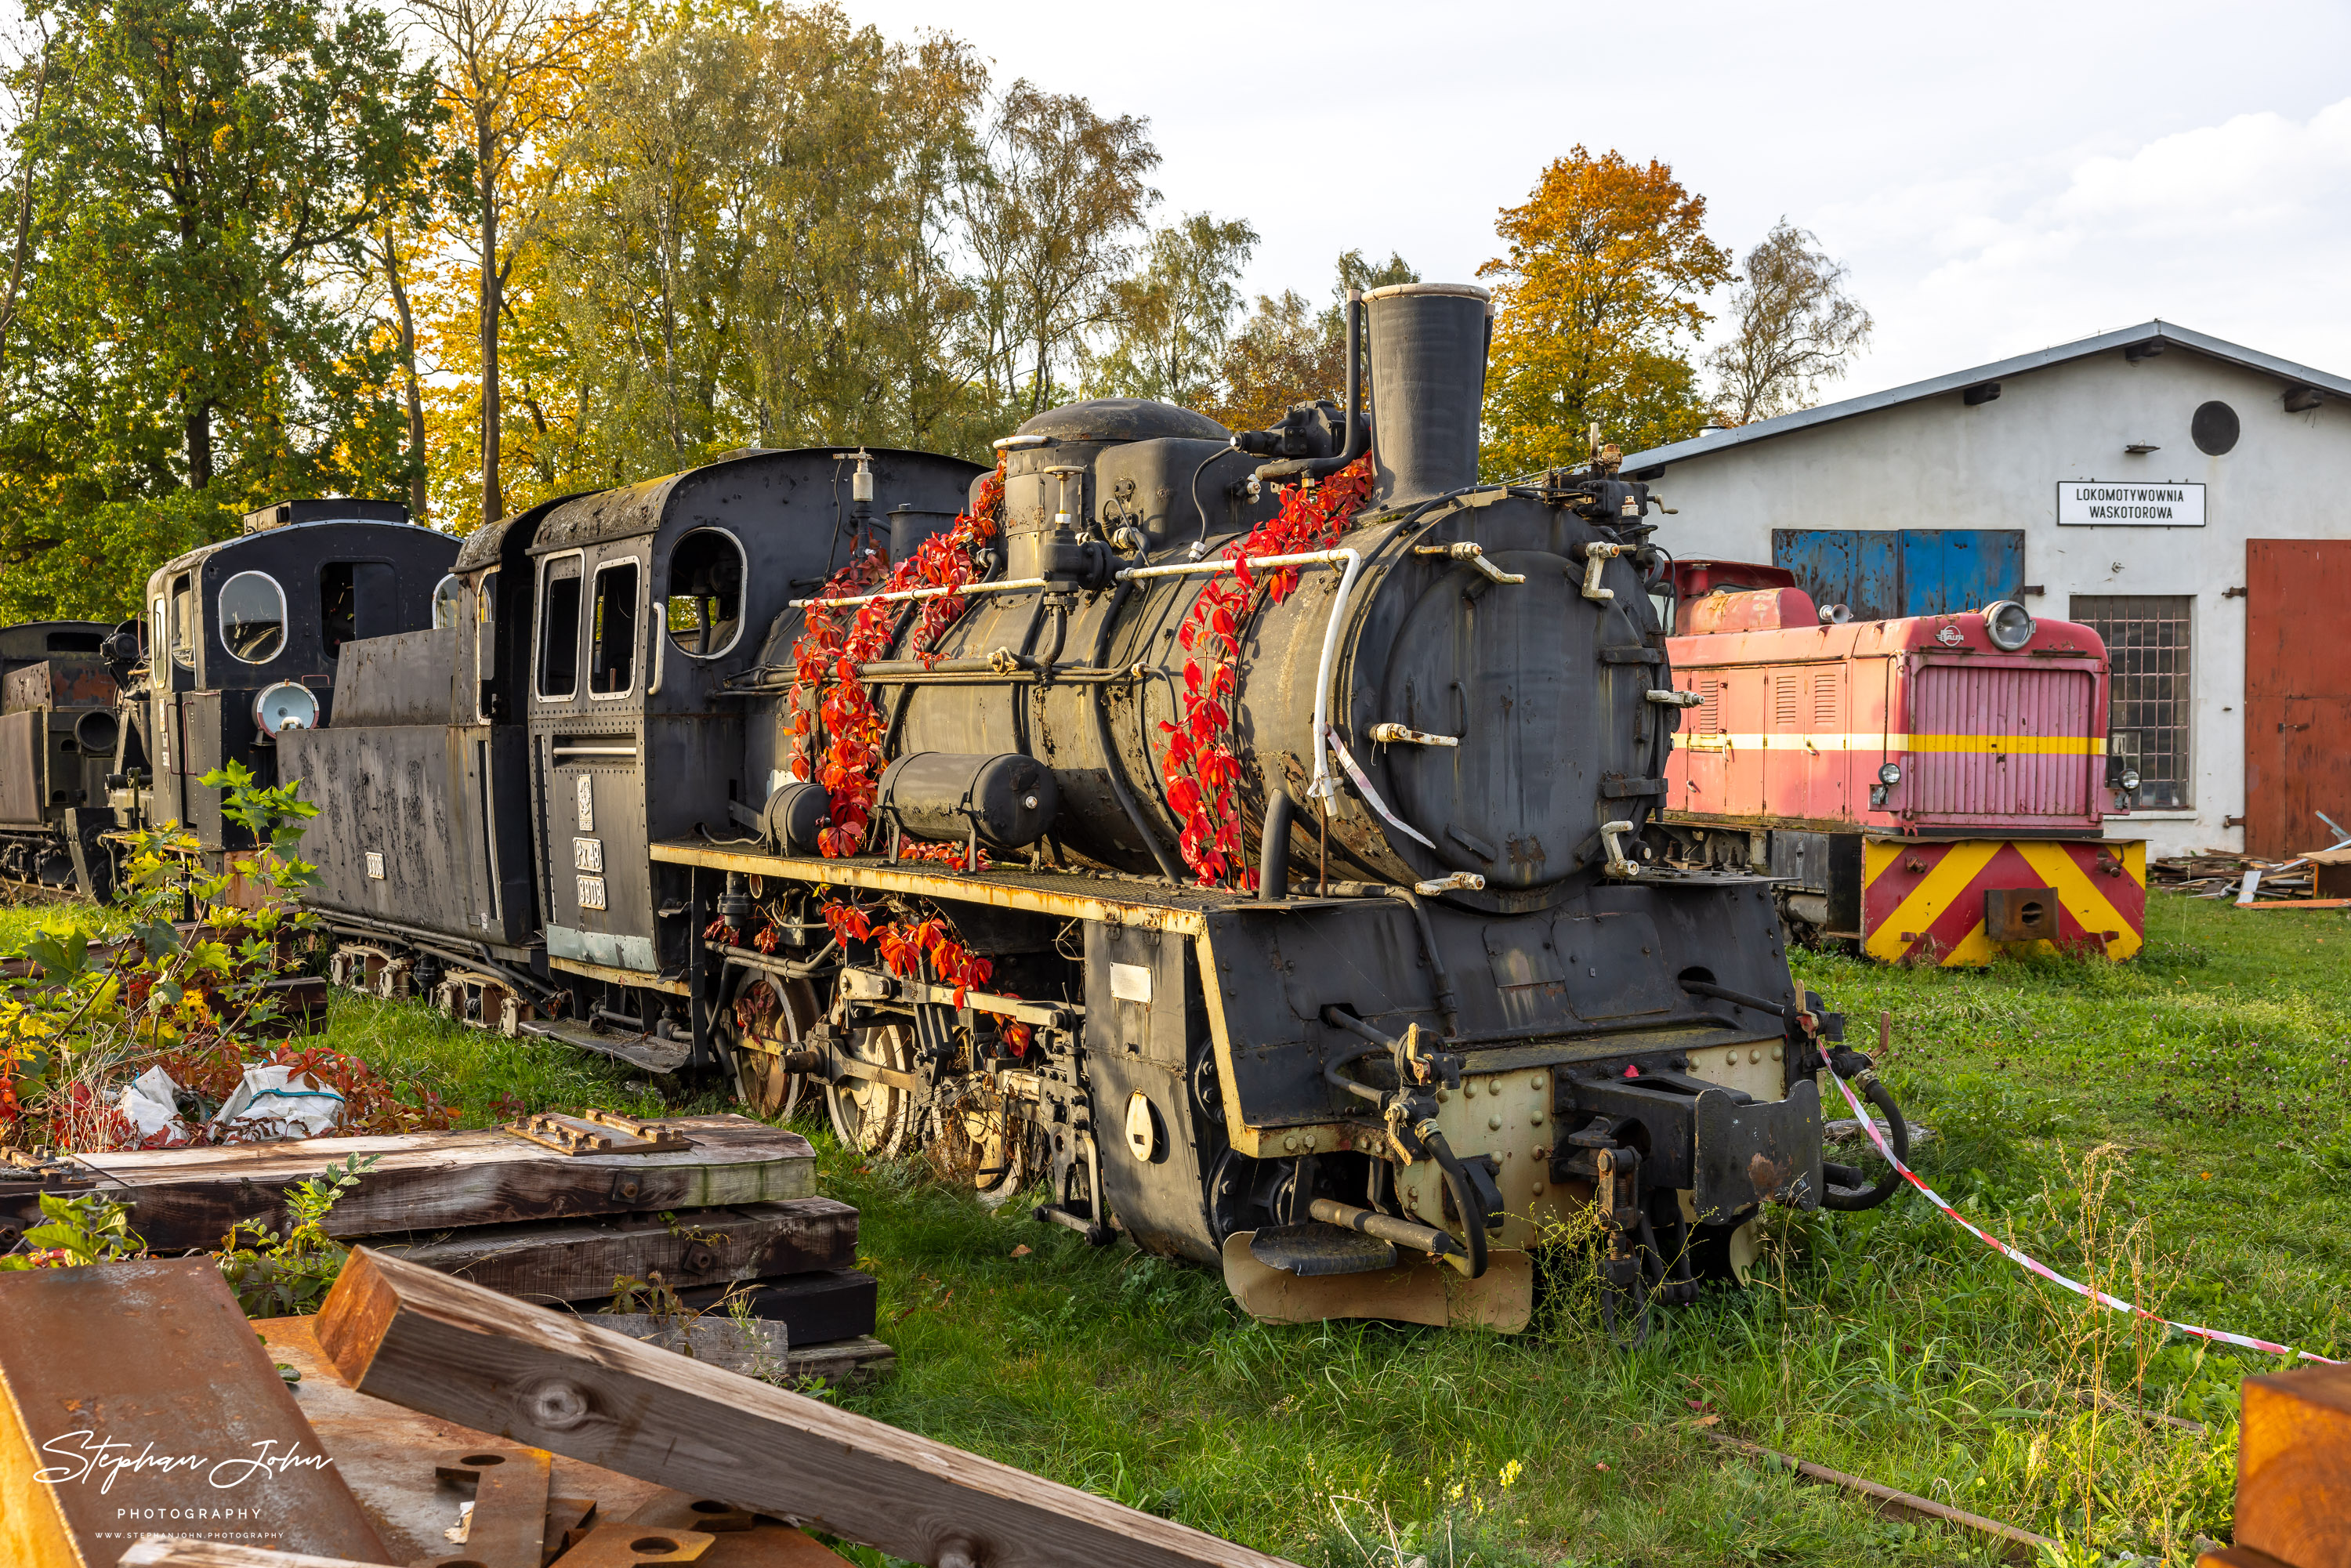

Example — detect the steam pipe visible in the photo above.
[1253,288,1364,484]
[1258,789,1293,900]
[1390,886,1460,1038]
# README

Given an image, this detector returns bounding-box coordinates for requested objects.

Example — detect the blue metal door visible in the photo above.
[1772,529,2023,621]
[1900,530,2024,615]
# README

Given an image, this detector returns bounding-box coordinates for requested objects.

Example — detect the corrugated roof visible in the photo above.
[1621,320,2351,476]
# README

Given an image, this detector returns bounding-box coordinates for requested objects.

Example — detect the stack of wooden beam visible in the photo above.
[0,1110,887,1382]
[0,1253,1295,1568]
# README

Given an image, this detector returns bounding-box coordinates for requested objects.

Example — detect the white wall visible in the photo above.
[1641,347,2351,858]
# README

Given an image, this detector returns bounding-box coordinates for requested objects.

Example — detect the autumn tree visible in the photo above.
[1207,248,1414,434]
[1088,212,1255,409]
[408,0,610,527]
[1478,147,1730,472]
[957,81,1158,418]
[1705,218,1872,425]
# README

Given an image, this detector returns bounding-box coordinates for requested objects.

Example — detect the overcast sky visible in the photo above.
[846,0,2351,400]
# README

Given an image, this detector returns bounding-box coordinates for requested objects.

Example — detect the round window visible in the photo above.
[2192,400,2240,456]
[217,570,288,664]
[665,528,745,658]
[432,574,464,629]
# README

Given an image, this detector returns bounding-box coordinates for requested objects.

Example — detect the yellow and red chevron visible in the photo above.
[1860,838,2147,965]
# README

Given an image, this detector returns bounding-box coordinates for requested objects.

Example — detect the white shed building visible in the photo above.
[1620,323,2351,860]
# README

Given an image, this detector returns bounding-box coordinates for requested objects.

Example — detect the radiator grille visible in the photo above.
[1908,664,2096,817]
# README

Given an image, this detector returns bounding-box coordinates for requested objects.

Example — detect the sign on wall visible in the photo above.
[2056,480,2206,527]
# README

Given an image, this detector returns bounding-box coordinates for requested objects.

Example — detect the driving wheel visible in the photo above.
[826,1019,916,1158]
[726,970,819,1121]
[928,1075,1029,1204]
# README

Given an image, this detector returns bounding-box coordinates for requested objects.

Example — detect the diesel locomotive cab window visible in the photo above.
[217,571,288,664]
[431,574,463,629]
[665,528,744,657]
[321,561,397,657]
[538,556,584,698]
[589,559,639,695]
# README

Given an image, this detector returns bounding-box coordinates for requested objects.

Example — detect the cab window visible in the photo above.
[538,556,583,698]
[219,570,288,663]
[589,559,639,696]
[168,575,195,668]
[321,561,397,657]
[665,528,744,657]
[431,574,463,629]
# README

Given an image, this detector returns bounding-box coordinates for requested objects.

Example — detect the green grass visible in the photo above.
[806,893,2349,1568]
[13,889,2349,1566]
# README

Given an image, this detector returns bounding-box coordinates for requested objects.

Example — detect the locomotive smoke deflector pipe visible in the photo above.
[1250,289,1365,487]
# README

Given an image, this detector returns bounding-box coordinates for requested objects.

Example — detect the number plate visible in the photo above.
[574,836,603,872]
[577,875,607,911]
[576,773,594,831]
[364,850,385,880]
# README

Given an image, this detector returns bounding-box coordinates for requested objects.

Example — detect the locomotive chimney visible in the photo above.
[1365,283,1492,505]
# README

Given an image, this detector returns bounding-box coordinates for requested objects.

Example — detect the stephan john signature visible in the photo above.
[34,1430,337,1493]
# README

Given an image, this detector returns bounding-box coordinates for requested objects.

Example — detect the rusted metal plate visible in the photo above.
[423,1447,549,1568]
[549,1522,715,1565]
[256,1318,666,1562]
[0,1261,387,1567]
[505,1110,692,1157]
[2244,540,2351,859]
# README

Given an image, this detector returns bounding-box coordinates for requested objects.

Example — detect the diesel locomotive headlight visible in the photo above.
[254,680,320,738]
[1878,762,1903,787]
[1983,600,2036,651]
[2120,769,2140,792]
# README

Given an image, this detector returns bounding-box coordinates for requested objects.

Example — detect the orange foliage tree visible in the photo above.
[1478,147,1731,474]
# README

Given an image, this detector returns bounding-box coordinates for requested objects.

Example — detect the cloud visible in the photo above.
[2057,100,2351,230]
[1809,96,2351,393]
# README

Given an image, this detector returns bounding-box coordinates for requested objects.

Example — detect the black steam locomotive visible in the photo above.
[71,498,459,896]
[266,282,1906,1333]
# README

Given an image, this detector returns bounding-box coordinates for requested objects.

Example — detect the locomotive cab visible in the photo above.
[516,449,980,1056]
[0,621,121,887]
[95,499,458,886]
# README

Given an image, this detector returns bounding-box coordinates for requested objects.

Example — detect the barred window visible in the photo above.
[2070,595,2192,809]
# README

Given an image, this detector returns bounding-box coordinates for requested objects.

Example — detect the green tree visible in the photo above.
[1207,249,1414,435]
[1478,147,1730,473]
[956,80,1158,419]
[517,6,991,487]
[0,0,445,611]
[1087,211,1255,410]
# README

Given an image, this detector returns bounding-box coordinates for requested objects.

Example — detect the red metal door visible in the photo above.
[2244,540,2351,858]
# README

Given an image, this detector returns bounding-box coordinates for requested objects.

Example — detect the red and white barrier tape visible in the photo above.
[1824,1066,2341,1365]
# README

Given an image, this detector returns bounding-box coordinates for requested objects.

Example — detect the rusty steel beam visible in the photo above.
[0,1260,389,1567]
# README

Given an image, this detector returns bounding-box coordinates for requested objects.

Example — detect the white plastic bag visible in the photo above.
[118,1064,194,1147]
[208,1064,346,1143]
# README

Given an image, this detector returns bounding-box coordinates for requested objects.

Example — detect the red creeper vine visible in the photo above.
[1158,454,1377,887]
[786,462,1008,862]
